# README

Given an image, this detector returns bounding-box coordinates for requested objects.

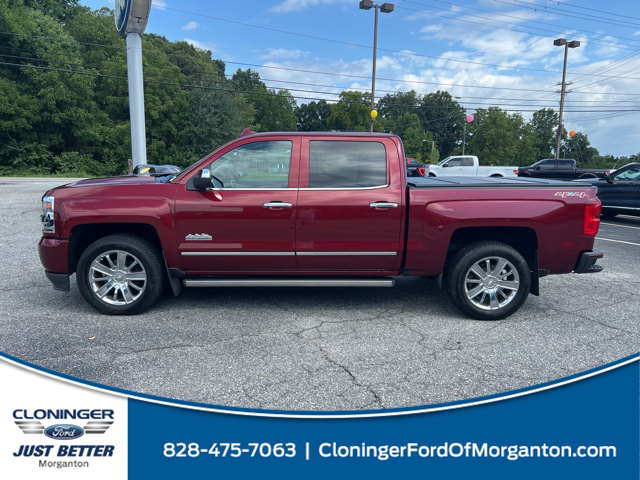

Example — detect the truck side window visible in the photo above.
[558,160,573,168]
[462,157,474,167]
[539,160,556,169]
[614,166,640,181]
[447,159,463,167]
[209,141,292,188]
[309,141,387,188]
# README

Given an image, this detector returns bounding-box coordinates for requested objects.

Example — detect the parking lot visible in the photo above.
[0,177,638,411]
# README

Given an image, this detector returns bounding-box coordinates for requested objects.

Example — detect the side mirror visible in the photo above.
[535,166,541,171]
[605,173,614,184]
[193,168,213,190]
[442,163,449,168]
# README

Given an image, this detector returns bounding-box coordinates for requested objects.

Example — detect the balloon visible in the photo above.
[466,114,474,123]
[371,109,378,118]
[569,130,576,137]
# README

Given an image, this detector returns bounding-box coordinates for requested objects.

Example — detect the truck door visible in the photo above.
[296,137,404,271]
[601,165,640,213]
[442,157,465,176]
[462,156,476,176]
[531,159,557,178]
[175,137,299,271]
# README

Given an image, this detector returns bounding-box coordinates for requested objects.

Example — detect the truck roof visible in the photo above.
[408,176,593,188]
[240,131,400,138]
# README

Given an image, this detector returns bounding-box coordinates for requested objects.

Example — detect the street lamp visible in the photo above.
[554,38,580,159]
[359,0,394,132]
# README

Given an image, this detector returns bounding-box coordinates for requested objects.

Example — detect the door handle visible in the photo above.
[370,202,398,209]
[264,202,293,208]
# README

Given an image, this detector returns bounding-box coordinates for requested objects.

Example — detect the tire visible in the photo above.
[579,173,597,179]
[76,234,166,315]
[445,241,531,321]
[490,174,503,178]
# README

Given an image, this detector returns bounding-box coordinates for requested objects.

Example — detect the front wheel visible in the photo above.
[445,242,531,320]
[77,234,166,315]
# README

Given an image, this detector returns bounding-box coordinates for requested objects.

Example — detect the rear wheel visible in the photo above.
[445,242,531,320]
[77,234,165,315]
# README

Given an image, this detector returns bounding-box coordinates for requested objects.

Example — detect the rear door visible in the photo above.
[531,159,557,178]
[175,136,300,271]
[296,137,404,271]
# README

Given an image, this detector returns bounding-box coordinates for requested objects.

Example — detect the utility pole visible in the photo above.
[359,1,394,132]
[554,38,580,159]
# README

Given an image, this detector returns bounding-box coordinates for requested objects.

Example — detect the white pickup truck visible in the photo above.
[427,156,518,178]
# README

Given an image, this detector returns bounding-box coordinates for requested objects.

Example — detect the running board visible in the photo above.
[183,278,395,288]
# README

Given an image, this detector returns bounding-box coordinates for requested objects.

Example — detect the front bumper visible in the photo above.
[574,250,604,274]
[38,237,69,273]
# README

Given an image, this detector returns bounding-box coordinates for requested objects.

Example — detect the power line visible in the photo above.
[151,5,640,79]
[399,0,640,50]
[551,1,640,23]
[4,60,640,113]
[492,0,640,29]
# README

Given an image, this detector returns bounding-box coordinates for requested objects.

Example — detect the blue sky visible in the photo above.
[82,0,640,157]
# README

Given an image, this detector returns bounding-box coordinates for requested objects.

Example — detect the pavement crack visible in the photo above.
[319,346,384,409]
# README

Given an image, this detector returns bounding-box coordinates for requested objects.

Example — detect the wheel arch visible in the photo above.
[69,223,163,274]
[445,226,539,294]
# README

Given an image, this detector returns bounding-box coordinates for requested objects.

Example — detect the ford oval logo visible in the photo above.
[43,424,84,440]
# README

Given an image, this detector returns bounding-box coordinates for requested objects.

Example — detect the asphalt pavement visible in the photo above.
[0,177,638,411]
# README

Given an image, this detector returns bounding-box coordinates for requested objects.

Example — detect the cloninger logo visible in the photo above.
[554,191,587,198]
[14,409,114,440]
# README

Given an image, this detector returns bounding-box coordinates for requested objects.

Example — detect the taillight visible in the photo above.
[584,202,601,236]
[418,167,426,176]
[513,169,519,175]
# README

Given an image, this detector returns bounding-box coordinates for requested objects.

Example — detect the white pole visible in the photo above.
[126,32,147,168]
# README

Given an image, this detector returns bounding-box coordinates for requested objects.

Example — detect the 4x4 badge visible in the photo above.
[186,233,213,241]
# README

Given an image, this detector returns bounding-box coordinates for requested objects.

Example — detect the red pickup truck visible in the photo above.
[39,131,603,320]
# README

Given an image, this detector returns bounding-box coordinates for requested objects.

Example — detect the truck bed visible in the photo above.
[408,176,584,188]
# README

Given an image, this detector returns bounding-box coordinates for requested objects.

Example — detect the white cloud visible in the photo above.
[182,21,200,31]
[260,48,309,60]
[269,0,351,13]
[153,0,168,9]
[183,38,218,53]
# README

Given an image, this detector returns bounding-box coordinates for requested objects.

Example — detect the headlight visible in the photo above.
[41,196,55,233]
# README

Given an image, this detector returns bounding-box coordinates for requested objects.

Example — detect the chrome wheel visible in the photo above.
[89,250,147,306]
[464,256,520,311]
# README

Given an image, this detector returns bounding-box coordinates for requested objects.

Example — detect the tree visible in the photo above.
[530,108,558,160]
[377,90,420,120]
[296,100,331,131]
[466,108,537,166]
[417,91,465,157]
[326,91,378,132]
[561,132,599,167]
[231,69,297,132]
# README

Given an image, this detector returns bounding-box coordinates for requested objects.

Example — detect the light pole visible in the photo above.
[114,0,152,170]
[554,38,580,160]
[359,0,394,133]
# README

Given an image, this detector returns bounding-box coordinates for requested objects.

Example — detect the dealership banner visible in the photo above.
[1,352,638,479]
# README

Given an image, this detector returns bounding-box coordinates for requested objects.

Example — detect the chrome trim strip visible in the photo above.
[603,206,638,210]
[181,252,295,256]
[184,279,395,288]
[298,185,388,191]
[296,251,397,256]
[181,251,398,257]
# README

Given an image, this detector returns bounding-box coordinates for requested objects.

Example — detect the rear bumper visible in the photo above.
[574,250,604,274]
[45,271,70,292]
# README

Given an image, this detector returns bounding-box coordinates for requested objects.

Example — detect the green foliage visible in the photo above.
[296,100,331,131]
[0,0,627,178]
